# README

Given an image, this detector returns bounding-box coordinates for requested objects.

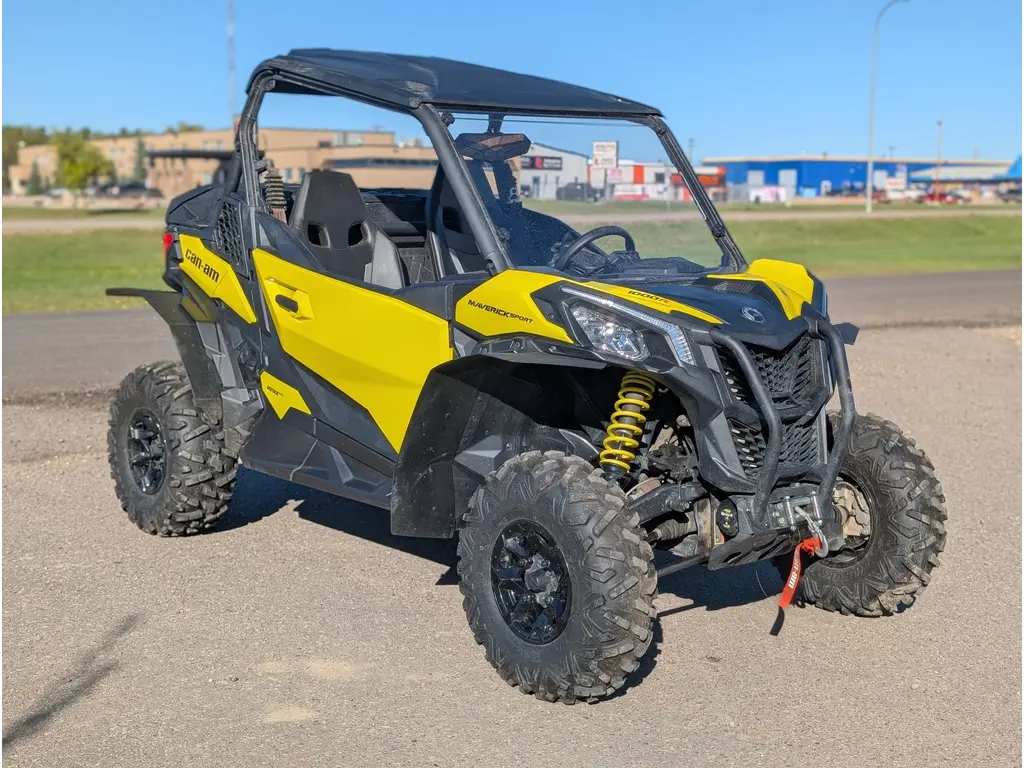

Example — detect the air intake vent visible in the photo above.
[213,199,247,274]
[713,280,756,294]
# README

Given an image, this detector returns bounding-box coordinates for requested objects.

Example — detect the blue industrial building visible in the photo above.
[701,155,1012,197]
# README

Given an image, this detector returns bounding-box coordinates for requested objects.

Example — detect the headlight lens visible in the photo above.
[570,304,649,361]
[562,287,697,366]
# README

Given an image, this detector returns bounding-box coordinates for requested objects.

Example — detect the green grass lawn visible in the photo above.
[3,229,167,313]
[2,215,1020,313]
[2,205,166,220]
[625,214,1023,277]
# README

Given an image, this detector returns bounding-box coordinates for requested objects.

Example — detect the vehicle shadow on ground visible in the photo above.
[655,558,782,616]
[224,468,460,584]
[2,613,143,749]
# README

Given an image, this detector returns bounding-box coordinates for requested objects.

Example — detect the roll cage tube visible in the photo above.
[237,72,271,215]
[415,104,513,274]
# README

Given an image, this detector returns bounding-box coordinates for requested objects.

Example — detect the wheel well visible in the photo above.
[391,357,624,538]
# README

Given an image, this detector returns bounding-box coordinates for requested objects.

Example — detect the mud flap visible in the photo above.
[107,288,223,422]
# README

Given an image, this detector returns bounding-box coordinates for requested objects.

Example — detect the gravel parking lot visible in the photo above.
[2,278,1021,767]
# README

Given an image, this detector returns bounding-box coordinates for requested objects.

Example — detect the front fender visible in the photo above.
[390,356,607,538]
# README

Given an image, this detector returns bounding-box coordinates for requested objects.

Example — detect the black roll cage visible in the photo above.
[236,69,746,275]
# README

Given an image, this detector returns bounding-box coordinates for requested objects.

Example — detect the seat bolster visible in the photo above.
[368,232,406,289]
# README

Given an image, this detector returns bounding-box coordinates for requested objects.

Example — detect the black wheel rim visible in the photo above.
[490,520,572,645]
[127,409,166,495]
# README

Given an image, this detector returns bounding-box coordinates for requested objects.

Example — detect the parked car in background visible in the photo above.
[825,185,865,197]
[555,181,603,202]
[882,187,926,203]
[920,189,970,205]
[96,181,163,199]
[997,185,1022,203]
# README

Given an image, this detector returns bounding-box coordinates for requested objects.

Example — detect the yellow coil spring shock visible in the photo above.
[600,372,657,476]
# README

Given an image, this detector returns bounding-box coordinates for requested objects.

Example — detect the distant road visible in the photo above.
[2,216,166,234]
[2,269,1019,399]
[562,206,1023,225]
[2,205,1020,234]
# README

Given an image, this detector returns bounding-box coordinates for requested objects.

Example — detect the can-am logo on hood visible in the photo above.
[740,306,765,324]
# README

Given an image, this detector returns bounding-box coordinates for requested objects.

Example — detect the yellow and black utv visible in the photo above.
[108,50,946,704]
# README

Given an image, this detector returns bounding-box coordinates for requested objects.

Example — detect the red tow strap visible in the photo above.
[770,537,820,636]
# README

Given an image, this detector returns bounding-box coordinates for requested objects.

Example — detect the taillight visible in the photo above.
[163,231,174,265]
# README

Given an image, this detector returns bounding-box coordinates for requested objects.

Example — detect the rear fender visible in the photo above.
[390,356,617,538]
[108,288,224,419]
[106,287,263,438]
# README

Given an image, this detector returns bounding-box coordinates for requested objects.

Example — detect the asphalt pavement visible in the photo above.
[2,271,1021,767]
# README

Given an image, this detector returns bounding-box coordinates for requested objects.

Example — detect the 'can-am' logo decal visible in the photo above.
[740,306,765,323]
[184,248,221,283]
[467,299,534,324]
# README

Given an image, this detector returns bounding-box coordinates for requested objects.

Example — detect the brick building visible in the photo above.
[8,127,436,198]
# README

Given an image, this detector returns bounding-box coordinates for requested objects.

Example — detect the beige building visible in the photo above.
[8,127,437,198]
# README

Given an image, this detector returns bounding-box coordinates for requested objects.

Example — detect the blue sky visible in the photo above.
[2,0,1021,162]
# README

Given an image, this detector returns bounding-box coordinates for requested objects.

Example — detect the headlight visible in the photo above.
[570,304,649,361]
[563,287,697,366]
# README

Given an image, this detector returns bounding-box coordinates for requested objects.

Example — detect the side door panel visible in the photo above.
[252,248,453,452]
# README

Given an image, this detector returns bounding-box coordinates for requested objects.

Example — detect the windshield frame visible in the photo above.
[421,106,747,276]
[237,72,746,277]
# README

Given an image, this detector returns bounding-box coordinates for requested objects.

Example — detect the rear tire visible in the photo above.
[108,361,237,536]
[458,451,657,704]
[776,413,947,616]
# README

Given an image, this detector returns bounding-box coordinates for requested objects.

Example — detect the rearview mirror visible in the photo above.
[454,132,531,162]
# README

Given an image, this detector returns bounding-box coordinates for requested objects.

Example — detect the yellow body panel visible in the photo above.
[252,249,453,452]
[260,371,311,419]
[584,282,722,324]
[455,271,573,342]
[456,270,726,340]
[177,234,258,324]
[713,259,815,320]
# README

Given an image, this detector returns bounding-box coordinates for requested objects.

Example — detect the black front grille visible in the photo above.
[719,335,825,410]
[213,199,247,274]
[729,419,821,477]
[719,335,828,478]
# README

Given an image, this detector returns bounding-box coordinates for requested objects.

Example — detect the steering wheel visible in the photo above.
[551,225,636,272]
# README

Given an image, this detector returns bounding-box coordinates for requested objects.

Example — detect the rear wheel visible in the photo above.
[458,451,657,704]
[108,361,237,535]
[776,413,947,615]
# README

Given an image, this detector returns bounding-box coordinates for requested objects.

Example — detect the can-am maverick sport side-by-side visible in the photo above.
[108,50,947,703]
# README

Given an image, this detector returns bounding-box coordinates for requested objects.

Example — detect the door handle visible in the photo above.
[266,279,313,319]
[275,294,300,313]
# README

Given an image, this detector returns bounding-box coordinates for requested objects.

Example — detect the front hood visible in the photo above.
[584,260,824,349]
[453,260,825,352]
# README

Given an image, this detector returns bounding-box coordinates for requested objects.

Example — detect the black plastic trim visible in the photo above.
[709,328,782,521]
[106,287,223,421]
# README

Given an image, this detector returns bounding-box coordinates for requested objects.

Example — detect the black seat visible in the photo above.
[425,167,492,275]
[289,170,406,289]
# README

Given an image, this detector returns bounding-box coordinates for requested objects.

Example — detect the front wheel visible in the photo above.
[458,451,657,704]
[776,413,947,616]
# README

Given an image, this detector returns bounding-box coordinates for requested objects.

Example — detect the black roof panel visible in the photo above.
[249,49,660,117]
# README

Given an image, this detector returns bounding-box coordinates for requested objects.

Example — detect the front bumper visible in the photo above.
[707,318,856,550]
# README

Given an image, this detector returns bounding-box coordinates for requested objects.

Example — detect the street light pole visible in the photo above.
[866,0,908,213]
